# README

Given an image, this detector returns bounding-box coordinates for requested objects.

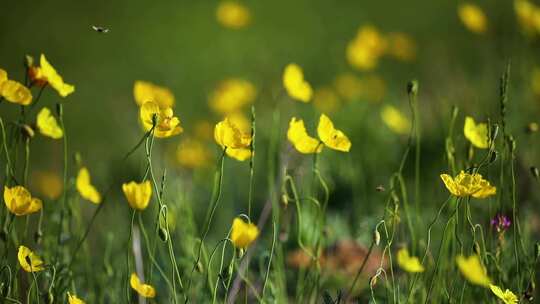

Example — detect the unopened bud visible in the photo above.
[489,151,498,164]
[24,55,34,68]
[21,124,34,138]
[526,122,539,134]
[375,185,385,192]
[531,167,539,181]
[407,80,418,96]
[373,229,381,246]
[34,230,43,244]
[237,248,245,259]
[281,194,289,206]
[158,227,168,242]
[369,275,378,288]
[196,261,204,273]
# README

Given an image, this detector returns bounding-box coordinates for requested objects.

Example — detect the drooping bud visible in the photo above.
[158,227,168,242]
[530,167,539,181]
[373,228,381,246]
[407,80,418,96]
[21,124,35,138]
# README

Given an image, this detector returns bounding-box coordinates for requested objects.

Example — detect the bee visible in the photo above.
[92,25,110,33]
[375,185,386,192]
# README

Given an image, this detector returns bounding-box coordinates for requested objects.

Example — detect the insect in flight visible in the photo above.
[92,25,110,33]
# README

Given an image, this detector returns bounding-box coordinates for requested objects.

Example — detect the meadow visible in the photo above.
[0,0,539,303]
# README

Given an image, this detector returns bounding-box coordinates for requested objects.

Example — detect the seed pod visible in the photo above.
[373,228,381,246]
[21,124,35,138]
[369,275,378,288]
[158,227,168,242]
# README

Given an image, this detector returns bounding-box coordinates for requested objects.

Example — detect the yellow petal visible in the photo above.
[40,54,75,97]
[0,80,32,105]
[0,69,7,84]
[139,101,183,138]
[37,107,63,139]
[381,105,411,135]
[287,117,322,154]
[456,254,492,287]
[18,246,44,272]
[283,63,313,102]
[440,174,460,196]
[76,167,101,204]
[133,80,175,108]
[458,3,488,34]
[464,116,489,149]
[67,292,86,304]
[122,181,152,210]
[130,273,156,298]
[208,78,256,114]
[317,114,351,152]
[216,1,251,29]
[489,284,518,304]
[3,186,42,216]
[231,217,259,248]
[397,248,424,273]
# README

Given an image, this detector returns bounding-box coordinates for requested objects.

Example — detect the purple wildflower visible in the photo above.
[491,214,511,233]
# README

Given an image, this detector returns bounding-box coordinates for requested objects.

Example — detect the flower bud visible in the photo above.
[407,80,418,96]
[281,194,289,206]
[34,230,43,244]
[196,261,204,273]
[526,122,538,134]
[158,227,168,242]
[489,150,498,164]
[373,228,381,246]
[237,248,245,259]
[473,242,481,255]
[531,167,539,181]
[24,55,34,68]
[21,124,35,138]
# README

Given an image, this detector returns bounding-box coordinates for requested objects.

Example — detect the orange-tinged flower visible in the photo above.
[18,246,44,272]
[130,273,156,298]
[29,54,75,97]
[287,117,322,154]
[139,101,183,138]
[216,1,251,29]
[122,181,152,211]
[231,217,259,249]
[283,63,313,102]
[76,167,101,204]
[317,114,351,152]
[440,171,496,199]
[133,80,175,108]
[4,186,42,216]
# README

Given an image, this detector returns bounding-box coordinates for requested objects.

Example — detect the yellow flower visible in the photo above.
[287,117,322,154]
[387,32,416,62]
[334,73,363,102]
[283,63,313,102]
[216,1,251,29]
[76,167,101,204]
[317,114,351,152]
[209,78,257,114]
[489,284,518,304]
[176,138,212,169]
[0,78,33,106]
[139,101,183,138]
[346,25,387,71]
[67,292,85,304]
[3,186,42,216]
[514,0,540,35]
[230,217,259,249]
[130,273,156,298]
[313,87,341,113]
[396,248,424,273]
[133,80,175,108]
[32,171,63,200]
[456,254,492,287]
[458,3,488,34]
[30,54,75,97]
[214,114,252,161]
[122,181,152,211]
[0,68,6,83]
[464,116,489,149]
[381,105,411,135]
[36,107,63,139]
[440,171,496,199]
[18,246,44,272]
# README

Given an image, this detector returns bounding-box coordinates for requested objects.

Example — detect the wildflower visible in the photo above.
[216,1,251,29]
[464,116,489,149]
[440,171,496,199]
[139,101,183,138]
[122,181,152,211]
[18,246,44,272]
[456,254,492,287]
[491,214,511,233]
[334,73,363,102]
[489,284,518,304]
[176,138,212,169]
[67,292,85,304]
[287,117,323,154]
[458,3,488,34]
[4,186,42,216]
[514,0,540,36]
[313,87,341,113]
[386,32,416,62]
[28,54,75,97]
[346,25,387,71]
[396,248,424,273]
[231,217,259,249]
[283,63,313,102]
[0,69,32,105]
[133,80,175,108]
[36,107,63,139]
[381,105,411,135]
[32,171,63,200]
[317,114,351,152]
[130,273,156,298]
[208,78,257,114]
[214,114,252,161]
[76,167,101,204]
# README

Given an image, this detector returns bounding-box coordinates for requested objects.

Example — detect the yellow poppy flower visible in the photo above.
[67,292,85,304]
[3,186,42,216]
[514,0,540,35]
[396,248,424,273]
[230,217,259,249]
[18,246,44,272]
[139,101,183,138]
[76,167,101,204]
[313,87,341,113]
[458,3,488,34]
[489,284,518,304]
[32,171,63,200]
[440,171,496,199]
[464,116,489,149]
[216,1,251,29]
[346,25,387,71]
[176,138,212,169]
[130,273,156,298]
[36,107,63,139]
[387,32,416,62]
[0,79,33,106]
[214,114,252,161]
[283,63,313,102]
[381,105,411,135]
[456,254,492,287]
[133,80,175,108]
[317,114,351,152]
[122,181,152,211]
[29,54,75,97]
[208,78,257,114]
[287,117,322,154]
[0,68,6,83]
